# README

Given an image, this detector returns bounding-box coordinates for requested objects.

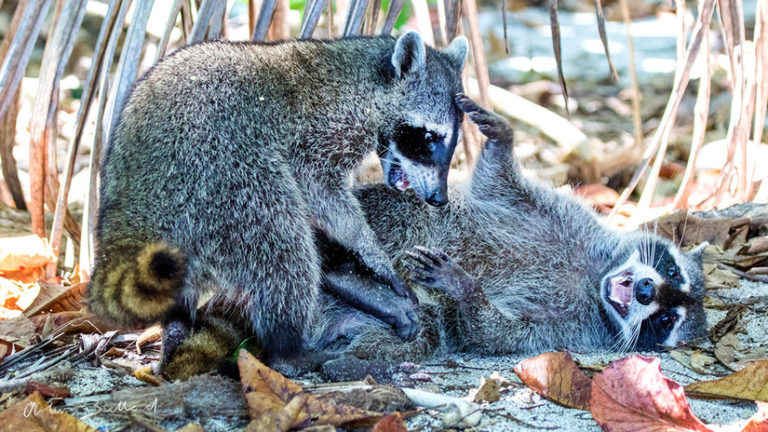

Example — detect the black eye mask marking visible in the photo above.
[391,107,461,167]
[393,123,445,165]
[649,243,686,289]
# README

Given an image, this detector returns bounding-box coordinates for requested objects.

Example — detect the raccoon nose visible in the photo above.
[426,192,448,207]
[635,278,655,305]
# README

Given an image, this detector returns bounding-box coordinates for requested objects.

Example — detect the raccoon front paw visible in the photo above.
[455,94,514,145]
[391,301,420,342]
[404,246,477,300]
[381,272,420,306]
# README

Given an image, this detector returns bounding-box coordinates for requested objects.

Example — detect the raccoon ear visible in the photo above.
[444,36,468,71]
[687,241,709,261]
[392,31,426,79]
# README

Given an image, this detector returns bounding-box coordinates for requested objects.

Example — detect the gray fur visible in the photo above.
[314,97,707,362]
[89,34,467,364]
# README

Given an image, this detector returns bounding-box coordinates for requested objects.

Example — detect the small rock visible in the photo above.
[408,373,432,382]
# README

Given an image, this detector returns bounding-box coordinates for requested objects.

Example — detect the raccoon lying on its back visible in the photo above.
[316,96,708,361]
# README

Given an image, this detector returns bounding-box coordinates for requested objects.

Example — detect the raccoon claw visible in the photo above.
[405,247,476,300]
[392,304,420,342]
[455,94,514,145]
[386,275,419,305]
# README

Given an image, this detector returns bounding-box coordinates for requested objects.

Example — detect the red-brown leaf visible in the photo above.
[743,402,768,432]
[372,413,408,432]
[513,351,592,411]
[590,355,713,432]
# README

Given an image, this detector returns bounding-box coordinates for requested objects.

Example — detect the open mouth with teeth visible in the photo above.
[387,159,411,191]
[606,270,633,318]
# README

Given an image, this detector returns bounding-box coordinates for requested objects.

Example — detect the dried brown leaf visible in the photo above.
[136,324,163,354]
[237,349,383,428]
[714,332,741,371]
[590,355,712,432]
[710,305,746,343]
[468,376,501,403]
[29,311,114,336]
[25,382,71,399]
[685,359,768,402]
[669,350,719,376]
[702,263,741,290]
[0,391,97,431]
[647,212,731,248]
[372,412,408,432]
[24,281,86,317]
[513,351,592,411]
[0,315,37,347]
[245,394,310,432]
[133,367,164,387]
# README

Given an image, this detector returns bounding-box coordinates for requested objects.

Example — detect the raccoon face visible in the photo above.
[600,239,707,351]
[378,32,467,207]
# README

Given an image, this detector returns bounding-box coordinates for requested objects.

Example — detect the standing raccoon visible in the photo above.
[88,32,468,368]
[315,97,708,363]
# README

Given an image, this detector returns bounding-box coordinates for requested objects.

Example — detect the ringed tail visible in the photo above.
[89,242,186,327]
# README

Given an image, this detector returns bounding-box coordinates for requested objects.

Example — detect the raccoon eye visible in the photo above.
[667,265,680,278]
[424,131,439,143]
[659,312,677,329]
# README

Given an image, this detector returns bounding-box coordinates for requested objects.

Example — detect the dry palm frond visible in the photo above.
[609,0,717,223]
[50,0,122,279]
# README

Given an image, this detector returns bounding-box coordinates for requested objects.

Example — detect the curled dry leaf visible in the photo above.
[513,351,592,411]
[685,359,768,402]
[133,366,164,387]
[0,391,98,431]
[590,355,712,432]
[237,349,383,429]
[136,324,163,354]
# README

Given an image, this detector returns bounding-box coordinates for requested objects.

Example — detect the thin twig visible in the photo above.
[252,0,276,41]
[548,0,570,117]
[673,0,711,210]
[80,0,132,279]
[593,0,617,80]
[634,0,688,218]
[608,0,716,223]
[462,0,490,110]
[154,0,184,63]
[718,263,768,283]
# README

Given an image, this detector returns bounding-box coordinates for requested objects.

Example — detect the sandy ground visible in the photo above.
[32,278,762,432]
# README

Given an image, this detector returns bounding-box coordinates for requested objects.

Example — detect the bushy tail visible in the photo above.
[89,242,186,327]
[162,314,244,380]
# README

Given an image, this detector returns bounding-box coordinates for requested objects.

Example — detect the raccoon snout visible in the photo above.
[425,190,448,207]
[635,278,655,305]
